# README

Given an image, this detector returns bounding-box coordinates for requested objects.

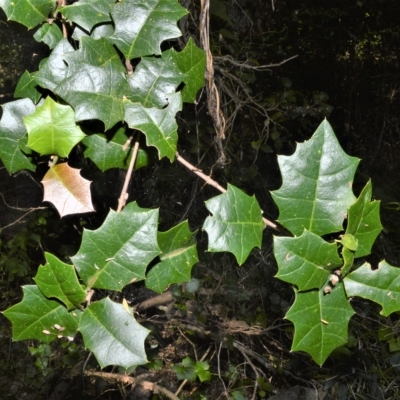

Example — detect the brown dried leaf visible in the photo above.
[42,163,95,217]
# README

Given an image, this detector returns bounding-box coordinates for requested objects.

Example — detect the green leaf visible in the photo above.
[195,360,211,382]
[34,38,75,91]
[54,37,130,130]
[127,55,183,108]
[2,285,81,343]
[79,298,149,369]
[34,253,87,310]
[345,180,382,258]
[59,0,113,32]
[0,0,56,29]
[173,356,197,381]
[71,202,161,290]
[0,99,36,174]
[124,92,182,161]
[271,120,360,236]
[285,282,355,365]
[203,184,264,265]
[344,261,400,317]
[24,97,86,157]
[146,221,198,293]
[341,246,354,276]
[274,230,342,291]
[34,22,63,49]
[165,38,206,103]
[14,71,42,104]
[110,0,188,59]
[83,127,152,172]
[336,233,358,251]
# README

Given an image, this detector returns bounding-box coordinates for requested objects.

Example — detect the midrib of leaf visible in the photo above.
[160,244,196,260]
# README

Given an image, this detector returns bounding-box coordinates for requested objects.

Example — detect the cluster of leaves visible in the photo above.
[1,0,400,373]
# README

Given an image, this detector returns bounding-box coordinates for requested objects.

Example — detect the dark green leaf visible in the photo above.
[59,0,113,32]
[146,221,198,293]
[34,22,63,49]
[285,282,355,365]
[344,261,400,317]
[271,120,360,236]
[110,0,187,59]
[24,97,86,157]
[274,230,342,291]
[203,184,264,265]
[124,92,182,161]
[34,253,87,310]
[0,0,56,29]
[173,356,196,381]
[71,202,161,290]
[2,285,81,343]
[0,99,36,174]
[14,71,42,104]
[79,298,149,369]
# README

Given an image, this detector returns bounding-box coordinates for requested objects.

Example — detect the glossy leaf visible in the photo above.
[14,71,42,104]
[2,285,81,343]
[110,0,188,59]
[71,202,161,291]
[165,38,206,103]
[345,180,382,258]
[34,253,87,310]
[79,297,149,369]
[0,0,56,29]
[0,99,36,174]
[124,92,182,161]
[34,22,63,49]
[274,230,342,291]
[83,127,151,172]
[344,261,400,317]
[42,163,95,217]
[285,282,355,365]
[146,221,198,293]
[341,246,354,276]
[24,97,86,157]
[128,55,183,108]
[34,39,75,91]
[54,37,130,130]
[59,0,113,32]
[203,184,264,265]
[271,120,360,236]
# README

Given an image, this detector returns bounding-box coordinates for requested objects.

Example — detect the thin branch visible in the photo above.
[176,152,278,229]
[117,134,140,213]
[214,54,298,71]
[85,370,180,400]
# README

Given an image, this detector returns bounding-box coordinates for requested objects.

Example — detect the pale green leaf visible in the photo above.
[285,282,355,365]
[124,92,182,161]
[344,261,400,317]
[14,71,42,104]
[24,97,86,157]
[346,180,382,258]
[0,0,56,29]
[0,99,36,174]
[271,120,360,236]
[71,202,161,290]
[2,285,81,343]
[34,22,63,49]
[203,184,264,265]
[110,0,188,59]
[146,221,198,293]
[34,253,87,310]
[79,298,149,369]
[274,230,342,291]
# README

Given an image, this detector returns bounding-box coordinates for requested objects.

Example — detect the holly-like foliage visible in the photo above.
[1,0,400,373]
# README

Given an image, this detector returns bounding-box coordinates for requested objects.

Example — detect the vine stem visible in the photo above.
[84,370,180,400]
[117,135,140,213]
[175,152,278,230]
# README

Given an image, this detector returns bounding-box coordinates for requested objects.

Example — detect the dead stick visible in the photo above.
[117,136,140,213]
[175,152,277,229]
[85,370,179,400]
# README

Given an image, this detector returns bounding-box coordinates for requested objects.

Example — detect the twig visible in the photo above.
[85,370,180,400]
[214,54,298,71]
[236,345,260,400]
[233,341,275,372]
[135,292,174,312]
[117,135,140,213]
[175,152,278,229]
